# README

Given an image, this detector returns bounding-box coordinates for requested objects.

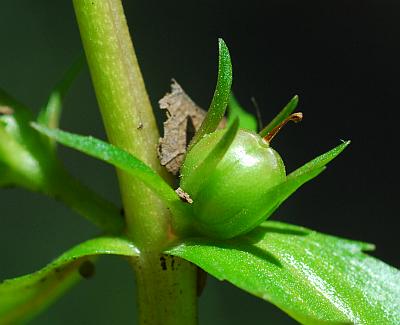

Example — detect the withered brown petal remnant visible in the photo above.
[158,80,207,175]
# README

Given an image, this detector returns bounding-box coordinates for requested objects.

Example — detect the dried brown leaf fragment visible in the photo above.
[158,80,205,175]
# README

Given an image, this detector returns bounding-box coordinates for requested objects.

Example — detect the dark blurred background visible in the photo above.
[1,1,399,324]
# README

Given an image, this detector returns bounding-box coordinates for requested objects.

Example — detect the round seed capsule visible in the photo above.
[180,129,286,239]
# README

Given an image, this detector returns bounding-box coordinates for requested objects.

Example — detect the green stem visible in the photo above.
[131,254,198,325]
[72,0,169,250]
[73,1,197,324]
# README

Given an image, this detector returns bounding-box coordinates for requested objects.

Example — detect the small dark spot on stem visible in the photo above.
[171,256,175,270]
[79,260,95,279]
[160,256,167,271]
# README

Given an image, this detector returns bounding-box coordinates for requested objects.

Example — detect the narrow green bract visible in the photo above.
[288,140,350,179]
[259,95,299,137]
[188,39,232,150]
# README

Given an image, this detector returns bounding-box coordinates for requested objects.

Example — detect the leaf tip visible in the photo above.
[217,38,232,75]
[30,121,42,132]
[218,38,227,50]
[337,139,351,152]
[31,122,58,141]
[362,242,376,252]
[31,121,46,133]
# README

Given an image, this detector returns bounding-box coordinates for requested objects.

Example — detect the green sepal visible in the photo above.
[288,140,350,180]
[31,124,181,208]
[188,39,232,150]
[0,236,138,324]
[37,55,84,150]
[181,118,239,197]
[259,167,325,225]
[166,221,399,324]
[259,95,298,138]
[227,94,258,131]
[262,141,350,220]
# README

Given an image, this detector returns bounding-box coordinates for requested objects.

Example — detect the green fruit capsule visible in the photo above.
[180,113,303,239]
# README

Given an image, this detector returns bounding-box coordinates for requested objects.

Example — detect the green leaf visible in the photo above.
[0,236,138,324]
[259,95,298,138]
[167,221,399,324]
[227,94,258,131]
[181,118,239,196]
[37,56,84,130]
[31,124,180,207]
[188,38,232,150]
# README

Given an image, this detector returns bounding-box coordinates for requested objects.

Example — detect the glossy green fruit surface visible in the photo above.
[180,129,286,239]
